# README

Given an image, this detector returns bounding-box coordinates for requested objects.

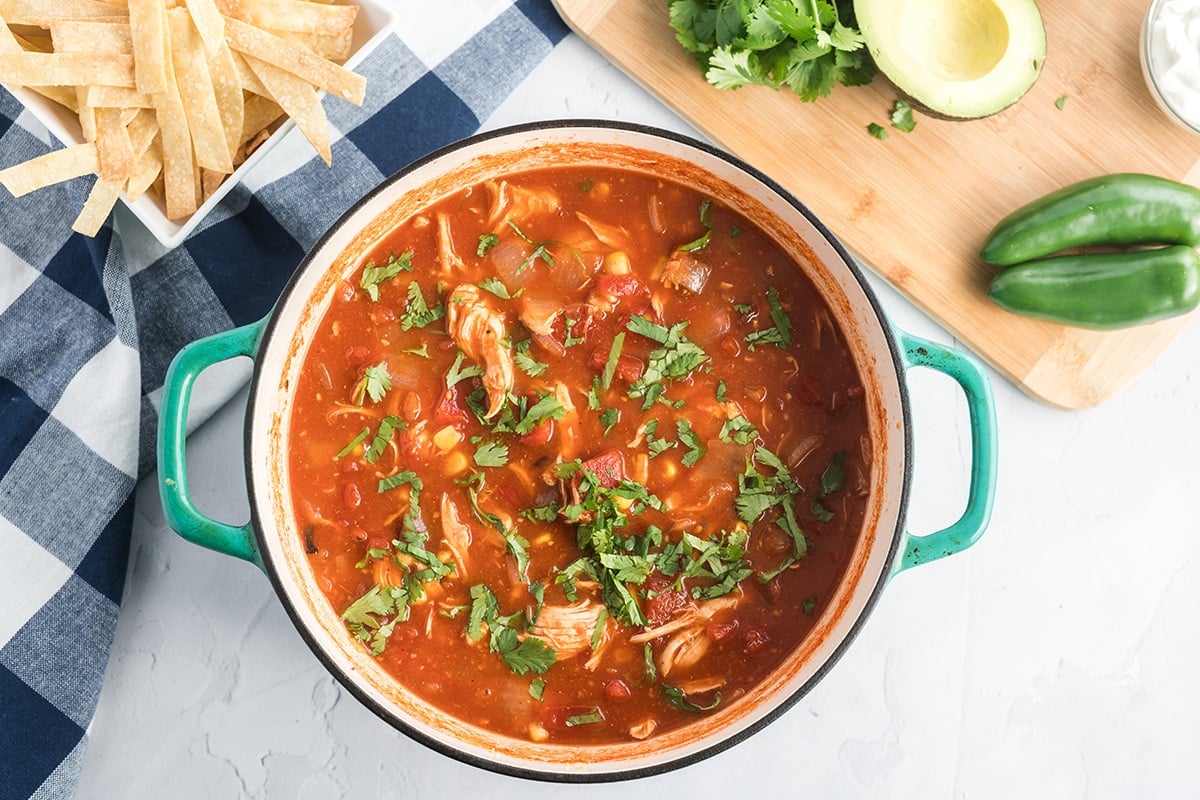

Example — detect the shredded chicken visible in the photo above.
[576,210,629,250]
[630,595,740,644]
[444,284,514,418]
[439,493,472,580]
[485,179,561,229]
[436,212,466,276]
[530,599,605,660]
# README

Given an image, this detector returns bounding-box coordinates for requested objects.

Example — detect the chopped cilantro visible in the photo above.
[445,350,484,389]
[513,393,566,436]
[565,709,605,727]
[719,414,759,445]
[477,233,500,257]
[401,343,430,358]
[579,178,594,192]
[745,287,793,351]
[506,220,556,274]
[730,224,743,238]
[736,447,808,572]
[529,677,546,700]
[599,407,620,435]
[590,607,609,650]
[663,684,720,713]
[677,198,713,252]
[677,418,705,466]
[867,122,889,140]
[503,528,532,582]
[667,0,874,103]
[626,316,709,409]
[644,419,677,458]
[732,302,753,315]
[359,251,413,301]
[364,415,405,463]
[352,362,391,405]
[716,380,728,402]
[521,502,560,523]
[335,427,370,458]
[563,316,585,347]
[1055,94,1068,110]
[479,275,520,299]
[342,583,412,656]
[464,583,557,676]
[601,332,625,390]
[377,469,423,495]
[890,99,916,132]
[473,440,509,468]
[513,338,548,377]
[811,450,848,522]
[400,281,445,330]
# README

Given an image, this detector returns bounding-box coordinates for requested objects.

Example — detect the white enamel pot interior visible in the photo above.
[246,121,912,781]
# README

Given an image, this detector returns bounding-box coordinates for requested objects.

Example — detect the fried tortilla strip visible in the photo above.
[206,39,244,162]
[94,106,134,180]
[224,15,364,104]
[239,93,281,143]
[84,84,154,108]
[0,0,126,25]
[279,27,352,62]
[229,49,268,95]
[153,48,198,219]
[167,7,232,173]
[242,52,330,164]
[0,142,100,196]
[72,176,122,236]
[226,0,357,37]
[182,0,224,54]
[49,19,132,54]
[125,134,161,201]
[0,52,134,87]
[128,0,168,94]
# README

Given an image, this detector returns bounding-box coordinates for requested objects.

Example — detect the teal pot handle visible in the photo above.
[893,332,998,575]
[158,319,267,570]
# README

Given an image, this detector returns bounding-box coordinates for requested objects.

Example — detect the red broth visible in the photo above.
[288,166,870,745]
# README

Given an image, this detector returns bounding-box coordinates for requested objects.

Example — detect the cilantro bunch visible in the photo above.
[667,0,876,102]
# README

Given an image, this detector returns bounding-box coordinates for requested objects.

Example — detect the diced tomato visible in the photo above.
[434,386,471,428]
[744,627,771,654]
[587,346,644,382]
[581,449,626,488]
[792,376,824,407]
[344,345,371,367]
[519,418,554,447]
[595,273,650,302]
[708,619,740,643]
[644,578,689,626]
[604,679,632,701]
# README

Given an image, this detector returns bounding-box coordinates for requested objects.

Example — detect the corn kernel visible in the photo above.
[432,425,462,452]
[443,450,469,475]
[528,723,550,742]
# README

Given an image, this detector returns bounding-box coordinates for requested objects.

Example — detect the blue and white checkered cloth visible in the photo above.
[0,3,568,796]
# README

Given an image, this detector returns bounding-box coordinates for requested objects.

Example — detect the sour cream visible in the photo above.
[1144,0,1200,133]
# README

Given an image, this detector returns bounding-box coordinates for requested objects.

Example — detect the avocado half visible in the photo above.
[853,0,1047,120]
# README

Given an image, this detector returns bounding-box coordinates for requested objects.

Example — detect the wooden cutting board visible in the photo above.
[552,0,1200,409]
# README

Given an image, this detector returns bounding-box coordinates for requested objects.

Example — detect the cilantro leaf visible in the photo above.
[335,427,370,459]
[479,275,520,299]
[365,415,405,463]
[601,332,625,390]
[401,281,445,330]
[677,418,705,466]
[359,251,413,301]
[663,684,721,713]
[353,362,391,405]
[477,233,499,257]
[446,351,484,389]
[890,99,917,132]
[867,122,889,140]
[473,440,509,468]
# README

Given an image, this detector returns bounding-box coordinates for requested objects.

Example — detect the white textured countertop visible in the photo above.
[77,28,1200,800]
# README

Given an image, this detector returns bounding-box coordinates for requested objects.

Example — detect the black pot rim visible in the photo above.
[244,118,913,783]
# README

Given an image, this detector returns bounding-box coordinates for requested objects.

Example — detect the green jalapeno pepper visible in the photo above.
[981,173,1200,266]
[988,245,1200,330]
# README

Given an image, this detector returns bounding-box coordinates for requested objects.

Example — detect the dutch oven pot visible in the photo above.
[157,121,998,782]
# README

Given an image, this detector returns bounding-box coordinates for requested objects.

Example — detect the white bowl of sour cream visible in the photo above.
[1141,0,1200,136]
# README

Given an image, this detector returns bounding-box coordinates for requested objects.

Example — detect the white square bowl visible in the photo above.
[4,0,397,249]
